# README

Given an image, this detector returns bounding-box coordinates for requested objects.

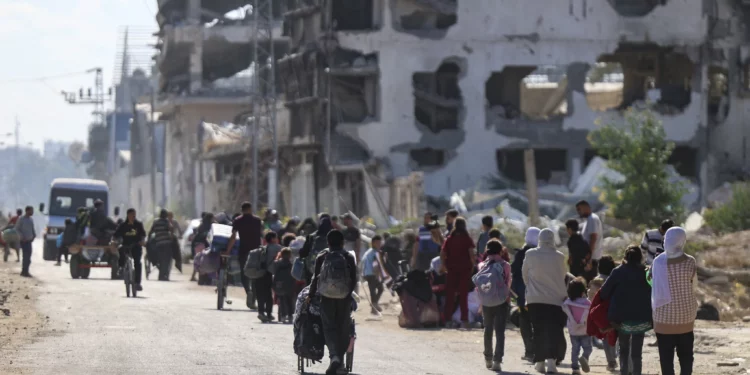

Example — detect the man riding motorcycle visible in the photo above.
[88,200,117,246]
[148,209,177,281]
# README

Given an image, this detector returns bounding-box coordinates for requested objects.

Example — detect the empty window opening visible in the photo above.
[410,148,446,168]
[607,0,668,17]
[331,0,376,30]
[596,44,693,115]
[585,63,624,112]
[486,65,568,121]
[413,61,463,133]
[332,76,379,123]
[496,149,568,184]
[393,0,457,34]
[708,66,730,124]
[668,146,698,178]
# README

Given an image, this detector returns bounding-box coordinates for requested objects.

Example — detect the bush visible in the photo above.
[588,108,686,227]
[704,183,750,234]
[496,223,525,249]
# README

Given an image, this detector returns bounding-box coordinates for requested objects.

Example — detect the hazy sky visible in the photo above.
[0,0,155,151]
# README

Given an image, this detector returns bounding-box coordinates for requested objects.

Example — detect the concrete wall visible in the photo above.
[129,173,164,218]
[330,0,709,197]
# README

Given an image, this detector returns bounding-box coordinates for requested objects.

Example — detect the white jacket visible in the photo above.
[562,298,591,336]
[521,229,567,306]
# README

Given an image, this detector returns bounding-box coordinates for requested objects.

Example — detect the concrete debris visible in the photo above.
[704,276,731,286]
[570,156,624,197]
[200,122,245,153]
[717,362,741,367]
[708,182,734,208]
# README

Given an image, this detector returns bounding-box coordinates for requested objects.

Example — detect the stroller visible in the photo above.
[294,285,357,374]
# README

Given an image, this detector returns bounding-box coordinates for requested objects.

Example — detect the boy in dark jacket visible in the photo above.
[566,219,591,278]
[273,247,295,323]
[56,218,78,266]
[309,230,358,375]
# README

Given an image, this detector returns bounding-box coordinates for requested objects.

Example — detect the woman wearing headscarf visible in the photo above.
[651,227,697,375]
[600,246,652,375]
[440,217,476,329]
[521,228,567,374]
[511,227,540,362]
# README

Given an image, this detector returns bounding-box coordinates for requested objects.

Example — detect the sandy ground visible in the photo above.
[1,239,749,375]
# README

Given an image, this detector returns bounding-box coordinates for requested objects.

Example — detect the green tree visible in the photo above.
[587,108,686,227]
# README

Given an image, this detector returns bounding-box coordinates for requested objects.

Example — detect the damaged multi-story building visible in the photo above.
[277,0,750,220]
[154,0,289,216]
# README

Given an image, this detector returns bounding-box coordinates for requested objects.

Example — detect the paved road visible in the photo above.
[3,240,734,375]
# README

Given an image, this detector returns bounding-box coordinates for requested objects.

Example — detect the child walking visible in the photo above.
[273,248,296,323]
[362,235,385,314]
[562,277,593,374]
[475,240,511,372]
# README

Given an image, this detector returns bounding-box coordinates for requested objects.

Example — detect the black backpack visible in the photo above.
[304,234,329,275]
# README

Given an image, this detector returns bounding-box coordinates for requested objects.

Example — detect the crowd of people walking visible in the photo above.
[184,199,699,375]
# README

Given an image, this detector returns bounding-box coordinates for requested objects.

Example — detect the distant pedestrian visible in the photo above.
[576,200,603,281]
[600,247,652,375]
[15,206,36,278]
[273,247,295,324]
[640,219,674,266]
[441,217,476,329]
[56,218,77,266]
[476,215,493,260]
[342,213,362,262]
[511,227,540,362]
[478,240,511,372]
[411,212,441,272]
[652,227,697,375]
[566,219,591,278]
[522,228,567,374]
[255,231,281,322]
[562,277,592,374]
[362,235,384,314]
[444,209,459,236]
[226,202,263,309]
[587,255,618,369]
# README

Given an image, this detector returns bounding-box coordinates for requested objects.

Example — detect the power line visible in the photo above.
[0,71,90,84]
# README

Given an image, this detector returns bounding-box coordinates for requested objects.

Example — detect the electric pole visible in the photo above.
[249,0,278,211]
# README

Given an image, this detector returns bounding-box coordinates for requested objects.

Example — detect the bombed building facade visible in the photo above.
[278,0,750,218]
[151,0,750,220]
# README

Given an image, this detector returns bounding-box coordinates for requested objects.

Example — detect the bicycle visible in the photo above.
[121,244,137,298]
[216,253,233,310]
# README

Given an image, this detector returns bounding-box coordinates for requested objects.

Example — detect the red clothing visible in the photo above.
[441,233,475,273]
[443,269,471,322]
[587,290,617,346]
[9,216,19,226]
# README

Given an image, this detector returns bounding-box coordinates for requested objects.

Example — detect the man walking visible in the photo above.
[227,202,262,309]
[640,219,674,265]
[15,206,36,278]
[576,200,603,282]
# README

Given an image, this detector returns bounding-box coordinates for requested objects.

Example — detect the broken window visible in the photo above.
[393,0,457,35]
[708,66,729,123]
[331,76,379,123]
[496,149,568,184]
[607,0,667,17]
[485,65,568,121]
[410,148,445,167]
[331,0,376,30]
[413,61,463,133]
[585,63,624,112]
[597,44,693,115]
[668,146,698,178]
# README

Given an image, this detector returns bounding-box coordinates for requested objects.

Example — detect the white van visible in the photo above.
[41,178,110,261]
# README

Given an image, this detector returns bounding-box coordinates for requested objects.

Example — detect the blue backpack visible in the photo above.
[472,260,509,307]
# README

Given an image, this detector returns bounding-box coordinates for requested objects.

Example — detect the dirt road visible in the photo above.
[1,240,748,374]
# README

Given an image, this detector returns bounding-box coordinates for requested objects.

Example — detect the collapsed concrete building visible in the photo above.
[155,0,290,215]
[277,0,750,220]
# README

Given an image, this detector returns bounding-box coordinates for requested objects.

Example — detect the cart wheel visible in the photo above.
[70,255,81,279]
[346,350,353,372]
[80,261,91,279]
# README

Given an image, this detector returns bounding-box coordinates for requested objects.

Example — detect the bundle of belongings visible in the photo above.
[193,224,239,275]
[392,269,440,328]
[293,285,358,362]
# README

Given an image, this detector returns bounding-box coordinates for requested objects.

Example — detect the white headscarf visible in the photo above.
[538,228,556,250]
[525,227,541,247]
[652,227,687,310]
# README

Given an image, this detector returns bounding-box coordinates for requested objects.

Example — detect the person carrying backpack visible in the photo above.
[246,231,282,322]
[562,277,593,374]
[308,230,357,375]
[299,215,333,285]
[475,240,511,372]
[511,227,540,362]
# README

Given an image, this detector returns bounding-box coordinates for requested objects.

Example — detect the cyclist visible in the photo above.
[114,208,146,291]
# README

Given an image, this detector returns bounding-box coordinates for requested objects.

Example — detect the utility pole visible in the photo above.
[524,149,540,227]
[13,117,19,210]
[249,0,278,210]
[150,89,157,214]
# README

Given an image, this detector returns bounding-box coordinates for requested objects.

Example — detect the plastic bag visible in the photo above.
[291,257,305,281]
